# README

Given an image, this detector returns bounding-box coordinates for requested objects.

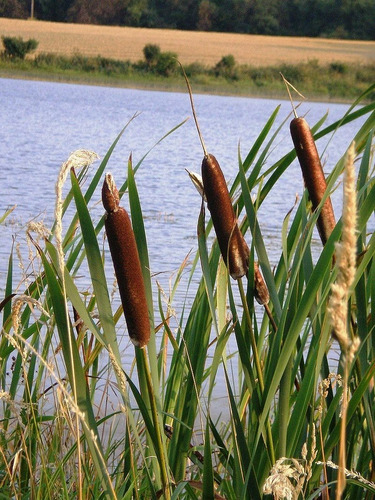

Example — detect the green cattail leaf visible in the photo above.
[223,366,261,500]
[237,105,280,191]
[44,239,105,346]
[357,182,375,236]
[202,420,214,499]
[207,322,232,404]
[238,156,281,318]
[70,171,120,352]
[127,157,154,327]
[1,249,13,325]
[311,360,375,485]
[124,372,159,459]
[357,129,373,205]
[198,201,219,337]
[258,223,338,448]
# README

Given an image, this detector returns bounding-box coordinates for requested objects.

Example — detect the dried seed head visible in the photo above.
[102,173,120,213]
[327,142,359,361]
[103,175,150,348]
[185,169,206,201]
[254,262,270,305]
[290,117,336,245]
[202,153,249,279]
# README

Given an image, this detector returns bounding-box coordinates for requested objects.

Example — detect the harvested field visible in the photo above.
[1,17,374,67]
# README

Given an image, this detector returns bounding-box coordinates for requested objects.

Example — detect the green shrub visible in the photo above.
[143,43,161,67]
[330,61,349,74]
[184,61,207,77]
[155,51,178,76]
[213,54,238,80]
[1,36,38,59]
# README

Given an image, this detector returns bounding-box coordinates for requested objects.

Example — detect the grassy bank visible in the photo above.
[1,49,374,101]
[1,80,374,498]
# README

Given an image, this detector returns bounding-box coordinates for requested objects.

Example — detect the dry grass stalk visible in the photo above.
[327,143,359,357]
[290,116,336,246]
[326,142,360,499]
[102,173,150,348]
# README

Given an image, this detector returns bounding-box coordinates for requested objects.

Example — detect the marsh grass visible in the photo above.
[1,50,374,101]
[1,84,375,499]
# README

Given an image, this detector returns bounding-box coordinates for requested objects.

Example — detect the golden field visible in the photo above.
[1,17,374,67]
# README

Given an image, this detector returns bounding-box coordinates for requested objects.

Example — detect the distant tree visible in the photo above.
[1,35,38,59]
[210,0,254,33]
[0,0,28,18]
[197,0,218,31]
[340,0,375,40]
[1,0,372,40]
[159,0,199,30]
[34,0,74,22]
[67,0,121,24]
[249,0,280,35]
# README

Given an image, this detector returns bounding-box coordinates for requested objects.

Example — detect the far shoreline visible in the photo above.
[0,69,361,105]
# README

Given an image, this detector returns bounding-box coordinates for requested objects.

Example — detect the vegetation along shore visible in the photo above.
[0,18,374,101]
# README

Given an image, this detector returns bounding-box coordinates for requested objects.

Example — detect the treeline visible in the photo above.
[2,0,374,40]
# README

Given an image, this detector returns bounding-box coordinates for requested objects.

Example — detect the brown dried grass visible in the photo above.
[1,18,374,67]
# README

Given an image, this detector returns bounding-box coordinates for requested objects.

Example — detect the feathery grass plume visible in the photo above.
[11,295,49,337]
[55,150,99,279]
[327,143,359,358]
[10,296,49,362]
[102,173,150,348]
[263,424,317,499]
[262,457,306,500]
[326,142,360,499]
[317,461,375,490]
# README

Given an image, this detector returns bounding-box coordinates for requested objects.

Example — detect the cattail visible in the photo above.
[181,64,270,310]
[102,173,150,348]
[202,153,249,279]
[290,116,336,245]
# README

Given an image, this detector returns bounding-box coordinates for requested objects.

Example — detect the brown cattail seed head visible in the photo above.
[290,117,336,245]
[103,174,150,348]
[201,153,249,279]
[254,262,269,305]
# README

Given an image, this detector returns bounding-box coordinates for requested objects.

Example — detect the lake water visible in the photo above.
[0,78,364,281]
[0,78,368,414]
